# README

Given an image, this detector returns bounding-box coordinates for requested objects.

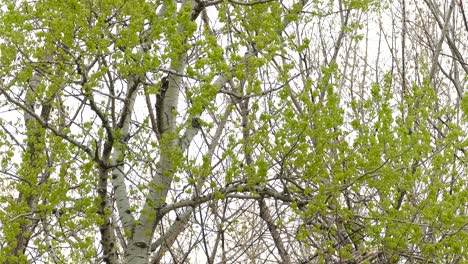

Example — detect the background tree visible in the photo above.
[0,0,467,263]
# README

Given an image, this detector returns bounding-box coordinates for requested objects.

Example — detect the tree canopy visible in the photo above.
[0,0,467,263]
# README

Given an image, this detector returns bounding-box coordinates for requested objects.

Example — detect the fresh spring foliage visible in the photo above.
[0,0,467,263]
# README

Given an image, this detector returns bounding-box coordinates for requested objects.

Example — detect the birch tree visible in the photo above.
[0,0,467,263]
